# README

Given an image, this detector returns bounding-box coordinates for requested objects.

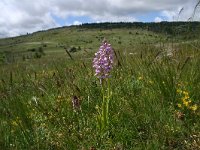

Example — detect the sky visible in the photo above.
[0,0,199,38]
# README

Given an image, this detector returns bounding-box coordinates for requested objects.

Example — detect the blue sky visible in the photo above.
[52,15,93,26]
[53,12,164,26]
[0,0,199,37]
[136,12,163,22]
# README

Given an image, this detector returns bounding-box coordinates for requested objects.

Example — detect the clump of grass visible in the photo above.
[0,25,200,149]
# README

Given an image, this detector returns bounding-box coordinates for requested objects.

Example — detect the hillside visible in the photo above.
[0,21,200,149]
[0,22,200,64]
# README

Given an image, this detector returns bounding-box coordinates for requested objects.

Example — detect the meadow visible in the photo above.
[0,23,200,149]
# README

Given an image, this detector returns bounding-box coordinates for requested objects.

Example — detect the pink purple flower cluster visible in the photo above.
[93,40,114,79]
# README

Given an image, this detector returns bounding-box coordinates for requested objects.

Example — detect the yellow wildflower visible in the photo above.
[190,104,198,111]
[57,95,62,99]
[138,76,143,80]
[177,103,182,108]
[182,99,189,107]
[185,95,189,100]
[11,121,18,126]
[149,80,153,84]
[176,89,182,94]
[181,97,186,102]
[183,91,189,96]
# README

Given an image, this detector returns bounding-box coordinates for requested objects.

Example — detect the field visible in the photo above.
[0,22,200,149]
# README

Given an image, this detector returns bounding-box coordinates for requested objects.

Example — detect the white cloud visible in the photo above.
[0,0,199,38]
[91,15,137,22]
[0,0,58,38]
[73,21,82,25]
[154,17,163,22]
[161,10,177,21]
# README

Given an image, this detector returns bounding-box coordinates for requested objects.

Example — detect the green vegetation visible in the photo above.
[0,22,200,149]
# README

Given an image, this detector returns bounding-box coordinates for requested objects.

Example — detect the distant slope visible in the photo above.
[0,22,199,62]
[1,21,200,43]
[0,23,163,52]
[79,22,200,39]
